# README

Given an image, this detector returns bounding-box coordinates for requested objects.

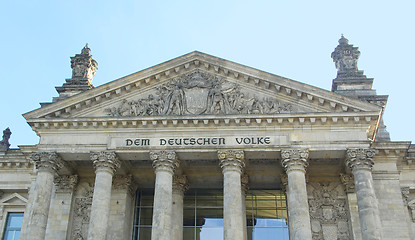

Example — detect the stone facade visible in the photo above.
[0,37,414,240]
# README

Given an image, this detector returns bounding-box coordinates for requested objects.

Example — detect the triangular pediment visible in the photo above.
[24,51,381,122]
[0,193,28,206]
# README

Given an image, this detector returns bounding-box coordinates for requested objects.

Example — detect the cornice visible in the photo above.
[23,51,381,120]
[26,111,379,133]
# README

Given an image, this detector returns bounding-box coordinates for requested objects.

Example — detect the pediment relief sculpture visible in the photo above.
[105,71,294,117]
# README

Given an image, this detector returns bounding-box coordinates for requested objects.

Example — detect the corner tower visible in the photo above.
[331,35,390,141]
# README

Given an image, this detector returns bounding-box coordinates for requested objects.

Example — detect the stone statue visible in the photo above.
[0,128,11,151]
[331,35,361,73]
[105,71,294,117]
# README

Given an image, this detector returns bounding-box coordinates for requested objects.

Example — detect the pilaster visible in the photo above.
[108,175,137,240]
[45,175,78,240]
[172,175,188,240]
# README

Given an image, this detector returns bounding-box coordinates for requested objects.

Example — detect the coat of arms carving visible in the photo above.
[105,71,293,117]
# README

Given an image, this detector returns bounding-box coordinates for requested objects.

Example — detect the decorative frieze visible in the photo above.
[31,152,64,173]
[281,149,309,173]
[54,175,79,193]
[345,148,375,172]
[149,150,179,174]
[90,151,121,175]
[218,150,245,173]
[105,71,293,117]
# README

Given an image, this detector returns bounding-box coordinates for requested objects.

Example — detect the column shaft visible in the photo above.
[87,151,120,240]
[218,150,245,240]
[346,148,383,240]
[27,152,63,240]
[27,171,55,239]
[241,174,249,240]
[150,151,179,240]
[281,149,312,240]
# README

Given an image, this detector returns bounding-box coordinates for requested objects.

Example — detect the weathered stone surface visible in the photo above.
[282,149,312,240]
[26,152,63,240]
[346,148,383,240]
[150,151,179,240]
[172,175,188,240]
[87,151,120,240]
[218,150,245,240]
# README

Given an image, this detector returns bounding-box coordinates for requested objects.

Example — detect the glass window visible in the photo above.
[3,213,23,240]
[132,189,288,240]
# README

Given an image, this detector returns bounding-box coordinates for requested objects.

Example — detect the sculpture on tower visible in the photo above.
[331,35,361,77]
[54,44,98,101]
[0,128,11,151]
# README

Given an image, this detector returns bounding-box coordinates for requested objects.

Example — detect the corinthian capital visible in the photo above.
[31,152,64,173]
[90,151,121,175]
[218,150,245,173]
[149,151,179,174]
[345,148,375,172]
[281,149,309,173]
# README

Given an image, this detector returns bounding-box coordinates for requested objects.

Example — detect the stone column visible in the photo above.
[87,151,121,240]
[241,174,249,240]
[172,175,189,240]
[218,150,245,240]
[149,151,179,240]
[27,152,64,240]
[281,149,312,240]
[346,148,383,240]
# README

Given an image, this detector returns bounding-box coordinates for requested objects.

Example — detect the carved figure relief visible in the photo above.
[308,182,350,240]
[71,182,94,240]
[105,71,293,117]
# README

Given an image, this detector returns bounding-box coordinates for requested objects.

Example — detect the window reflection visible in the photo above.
[132,189,288,240]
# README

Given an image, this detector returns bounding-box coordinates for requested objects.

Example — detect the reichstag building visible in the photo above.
[0,36,414,240]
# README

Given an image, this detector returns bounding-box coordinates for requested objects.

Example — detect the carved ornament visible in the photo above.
[55,175,79,193]
[308,182,349,240]
[173,175,189,194]
[345,148,375,172]
[113,174,137,196]
[149,150,179,174]
[71,182,94,240]
[339,173,355,193]
[105,71,293,117]
[31,152,64,173]
[281,149,309,173]
[218,150,245,173]
[90,151,121,175]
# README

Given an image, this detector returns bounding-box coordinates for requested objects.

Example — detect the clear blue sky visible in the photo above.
[1,1,414,147]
